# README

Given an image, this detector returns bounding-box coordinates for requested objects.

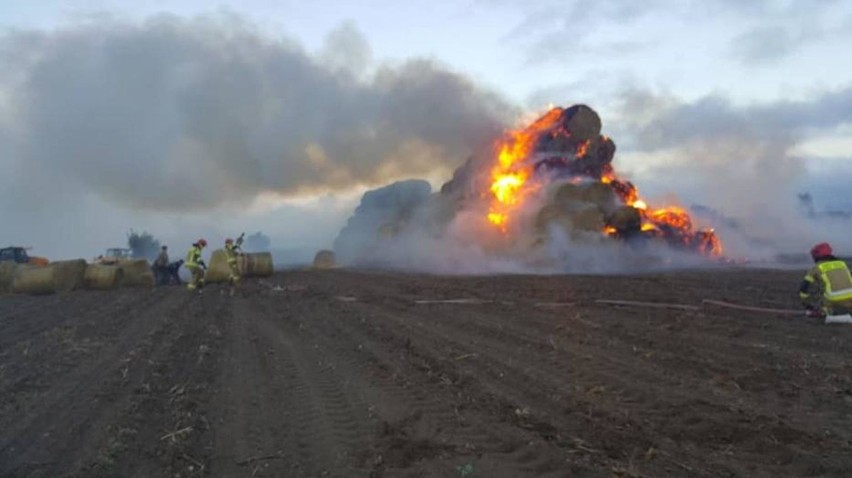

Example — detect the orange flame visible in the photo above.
[484,106,723,257]
[488,107,563,230]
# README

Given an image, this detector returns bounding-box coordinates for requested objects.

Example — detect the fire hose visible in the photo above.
[596,298,852,323]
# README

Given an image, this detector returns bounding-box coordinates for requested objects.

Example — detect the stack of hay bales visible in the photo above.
[313,250,336,269]
[83,264,124,290]
[118,259,155,288]
[12,259,87,295]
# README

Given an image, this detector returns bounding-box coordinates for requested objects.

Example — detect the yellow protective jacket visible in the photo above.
[225,242,241,264]
[799,257,852,305]
[185,245,203,268]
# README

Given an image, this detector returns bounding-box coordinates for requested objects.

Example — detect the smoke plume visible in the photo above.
[612,86,852,258]
[0,14,511,211]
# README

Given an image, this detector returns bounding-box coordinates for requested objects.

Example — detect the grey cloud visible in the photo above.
[730,24,821,65]
[500,0,660,60]
[0,14,513,212]
[621,86,852,148]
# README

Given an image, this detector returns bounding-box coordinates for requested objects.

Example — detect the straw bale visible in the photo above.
[84,264,123,290]
[313,250,336,269]
[119,259,155,288]
[12,265,55,295]
[51,259,87,293]
[244,253,274,277]
[205,249,231,283]
[0,262,18,294]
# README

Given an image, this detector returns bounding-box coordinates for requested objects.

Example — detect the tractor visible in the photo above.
[95,248,133,265]
[0,246,49,266]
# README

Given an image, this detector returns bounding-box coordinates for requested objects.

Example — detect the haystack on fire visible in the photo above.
[335,105,722,271]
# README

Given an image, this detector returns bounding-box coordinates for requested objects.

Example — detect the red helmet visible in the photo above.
[810,242,832,259]
[225,238,234,244]
[197,238,207,247]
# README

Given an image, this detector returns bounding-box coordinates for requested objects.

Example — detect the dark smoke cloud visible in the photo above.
[0,14,512,212]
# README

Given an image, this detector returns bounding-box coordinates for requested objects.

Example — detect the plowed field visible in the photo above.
[1,269,851,477]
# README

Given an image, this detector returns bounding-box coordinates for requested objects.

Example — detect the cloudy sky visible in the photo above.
[1,0,850,260]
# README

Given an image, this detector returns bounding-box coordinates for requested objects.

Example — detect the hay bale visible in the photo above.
[119,259,155,288]
[12,265,55,295]
[0,262,18,294]
[84,264,123,290]
[594,135,616,165]
[553,182,616,210]
[243,252,274,277]
[205,249,231,284]
[561,105,601,142]
[51,259,87,293]
[568,206,606,232]
[607,206,642,232]
[536,203,605,235]
[313,250,336,269]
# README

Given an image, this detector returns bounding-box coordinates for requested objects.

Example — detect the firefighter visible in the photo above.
[185,239,208,291]
[224,234,244,296]
[799,242,852,317]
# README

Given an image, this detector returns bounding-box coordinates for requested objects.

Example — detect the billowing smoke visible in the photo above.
[612,86,852,260]
[0,14,511,212]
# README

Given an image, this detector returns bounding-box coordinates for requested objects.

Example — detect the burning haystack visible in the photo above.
[334,105,722,271]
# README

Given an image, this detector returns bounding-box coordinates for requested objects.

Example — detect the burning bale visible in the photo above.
[487,104,722,256]
[334,103,722,271]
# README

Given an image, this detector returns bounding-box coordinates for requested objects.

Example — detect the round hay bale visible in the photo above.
[84,264,123,290]
[553,183,585,204]
[0,262,19,294]
[204,249,231,284]
[244,253,274,277]
[12,265,55,295]
[119,259,155,288]
[594,135,616,165]
[536,203,605,234]
[607,206,642,232]
[313,250,336,269]
[534,204,565,233]
[561,105,602,142]
[553,182,616,209]
[568,206,606,232]
[52,259,87,293]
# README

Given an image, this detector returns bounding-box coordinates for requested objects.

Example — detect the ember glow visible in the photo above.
[485,105,723,256]
[487,108,563,231]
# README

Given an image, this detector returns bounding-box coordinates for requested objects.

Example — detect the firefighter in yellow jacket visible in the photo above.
[185,239,208,291]
[224,234,243,295]
[799,242,852,317]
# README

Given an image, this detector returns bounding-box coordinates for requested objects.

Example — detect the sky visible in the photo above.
[1,0,851,261]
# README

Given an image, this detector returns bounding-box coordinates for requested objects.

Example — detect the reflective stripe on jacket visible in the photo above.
[800,258,852,303]
[185,245,202,267]
[225,243,240,264]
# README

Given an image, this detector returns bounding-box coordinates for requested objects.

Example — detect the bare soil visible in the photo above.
[1,268,851,477]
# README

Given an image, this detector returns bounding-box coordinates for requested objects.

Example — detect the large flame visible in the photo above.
[488,108,563,231]
[485,106,723,256]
